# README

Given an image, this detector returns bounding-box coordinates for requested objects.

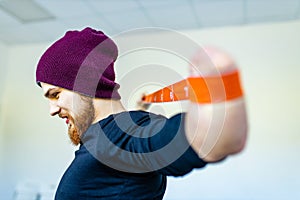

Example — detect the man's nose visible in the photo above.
[49,101,60,116]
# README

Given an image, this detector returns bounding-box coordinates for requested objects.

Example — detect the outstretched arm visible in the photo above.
[185,46,248,162]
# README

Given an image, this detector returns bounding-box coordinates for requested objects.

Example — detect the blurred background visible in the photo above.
[0,0,299,199]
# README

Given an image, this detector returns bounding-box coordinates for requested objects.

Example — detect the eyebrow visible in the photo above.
[44,88,60,98]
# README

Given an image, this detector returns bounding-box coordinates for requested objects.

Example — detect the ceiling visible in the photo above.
[0,0,299,45]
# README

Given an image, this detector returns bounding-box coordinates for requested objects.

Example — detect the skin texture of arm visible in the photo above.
[185,46,248,162]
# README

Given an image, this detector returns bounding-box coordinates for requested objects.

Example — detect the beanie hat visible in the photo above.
[36,27,121,99]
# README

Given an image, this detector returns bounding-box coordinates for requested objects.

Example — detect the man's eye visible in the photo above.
[51,92,59,99]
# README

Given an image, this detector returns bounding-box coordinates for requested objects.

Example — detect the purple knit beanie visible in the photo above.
[36,27,121,99]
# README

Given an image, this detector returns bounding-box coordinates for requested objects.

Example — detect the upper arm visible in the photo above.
[81,112,208,175]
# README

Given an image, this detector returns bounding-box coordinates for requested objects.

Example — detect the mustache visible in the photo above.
[58,113,72,119]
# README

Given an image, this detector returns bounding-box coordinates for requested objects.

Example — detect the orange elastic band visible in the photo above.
[142,79,189,103]
[142,70,243,104]
[188,70,243,103]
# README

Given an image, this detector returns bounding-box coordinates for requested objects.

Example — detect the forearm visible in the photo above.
[185,97,248,162]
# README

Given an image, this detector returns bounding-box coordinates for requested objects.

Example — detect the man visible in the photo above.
[36,27,247,199]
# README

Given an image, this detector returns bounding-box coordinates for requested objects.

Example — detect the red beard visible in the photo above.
[68,123,81,146]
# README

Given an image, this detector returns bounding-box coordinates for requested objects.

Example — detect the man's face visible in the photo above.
[41,83,95,145]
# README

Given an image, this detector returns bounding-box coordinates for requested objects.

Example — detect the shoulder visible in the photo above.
[112,110,168,124]
[117,110,185,121]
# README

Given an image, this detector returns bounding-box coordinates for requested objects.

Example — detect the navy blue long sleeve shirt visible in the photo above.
[55,111,207,200]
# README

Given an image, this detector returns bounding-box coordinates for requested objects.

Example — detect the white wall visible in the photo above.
[0,41,8,198]
[0,41,8,96]
[1,20,300,199]
[0,41,8,127]
[164,21,300,200]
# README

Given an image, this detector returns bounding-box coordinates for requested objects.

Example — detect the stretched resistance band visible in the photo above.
[142,70,243,104]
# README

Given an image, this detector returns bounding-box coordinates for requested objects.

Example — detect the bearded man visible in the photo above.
[36,27,247,200]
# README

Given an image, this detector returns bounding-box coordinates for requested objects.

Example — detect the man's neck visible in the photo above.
[92,98,126,123]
